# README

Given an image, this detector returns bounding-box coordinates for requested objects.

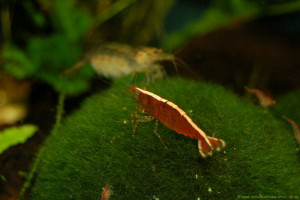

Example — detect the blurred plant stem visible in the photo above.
[267,0,300,15]
[93,0,137,28]
[1,6,11,42]
[55,93,66,129]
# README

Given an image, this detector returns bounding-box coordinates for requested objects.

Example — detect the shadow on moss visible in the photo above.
[26,78,299,199]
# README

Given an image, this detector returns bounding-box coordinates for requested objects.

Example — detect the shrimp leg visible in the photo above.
[153,119,168,150]
[131,105,155,136]
[131,105,168,149]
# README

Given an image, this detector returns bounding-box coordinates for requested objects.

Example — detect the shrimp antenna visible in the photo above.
[93,75,135,98]
[171,44,198,75]
[96,72,152,97]
[170,56,179,75]
[173,43,187,56]
[164,46,192,74]
[62,60,87,77]
[282,115,288,120]
[174,57,194,74]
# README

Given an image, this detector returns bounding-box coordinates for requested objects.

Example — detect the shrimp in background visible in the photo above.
[100,184,112,200]
[64,43,178,81]
[283,116,300,145]
[245,87,276,108]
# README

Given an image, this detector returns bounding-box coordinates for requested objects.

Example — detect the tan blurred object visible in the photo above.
[64,43,175,81]
[0,72,30,126]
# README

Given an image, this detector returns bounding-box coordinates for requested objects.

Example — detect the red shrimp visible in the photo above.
[245,87,276,108]
[100,184,112,200]
[130,86,226,158]
[283,116,300,145]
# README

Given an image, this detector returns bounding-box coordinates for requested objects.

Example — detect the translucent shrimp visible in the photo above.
[64,43,176,81]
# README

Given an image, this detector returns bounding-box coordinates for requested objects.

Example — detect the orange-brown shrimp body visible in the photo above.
[245,87,276,108]
[283,116,300,145]
[130,86,226,158]
[100,184,112,200]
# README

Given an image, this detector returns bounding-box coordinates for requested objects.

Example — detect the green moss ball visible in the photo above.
[27,78,299,199]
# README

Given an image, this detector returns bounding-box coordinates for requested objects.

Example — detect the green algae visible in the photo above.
[26,78,300,199]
